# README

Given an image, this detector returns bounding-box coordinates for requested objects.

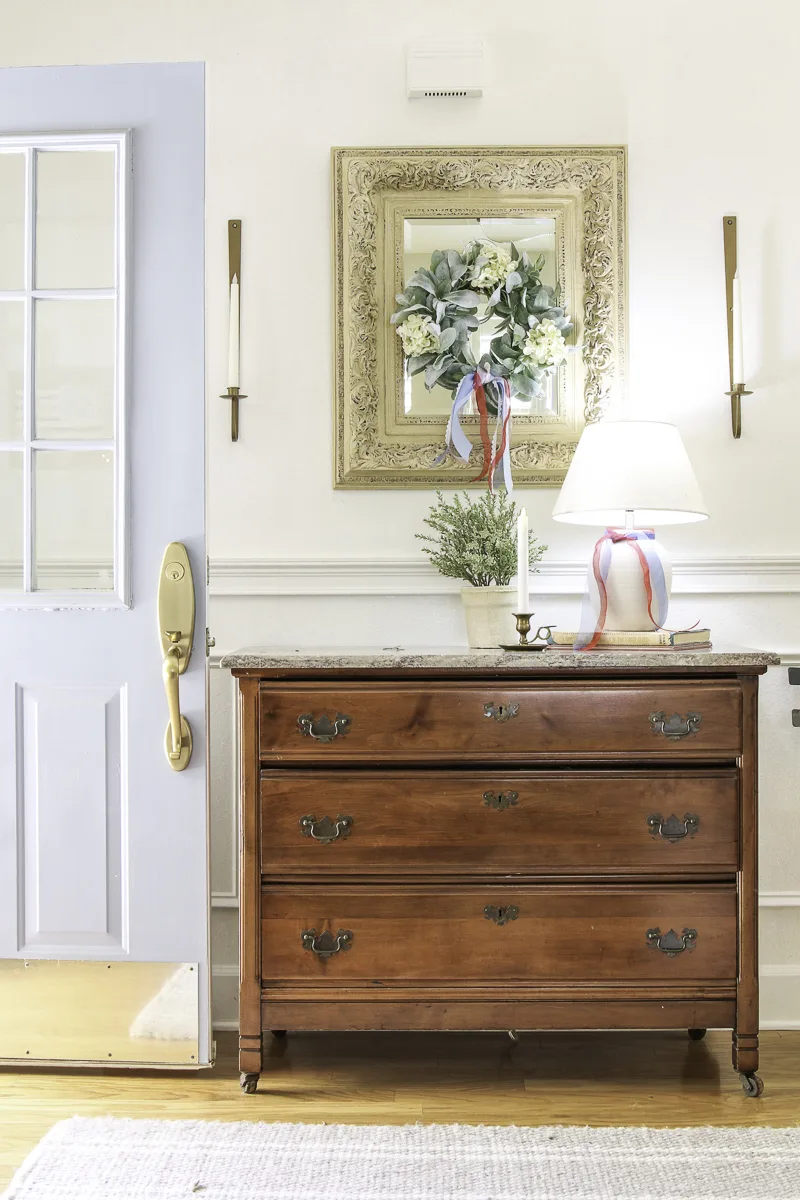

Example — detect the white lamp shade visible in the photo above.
[552,420,708,526]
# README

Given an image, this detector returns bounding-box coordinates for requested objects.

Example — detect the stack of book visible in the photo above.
[547,629,712,651]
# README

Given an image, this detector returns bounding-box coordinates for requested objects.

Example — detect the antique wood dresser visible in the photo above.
[223,648,778,1097]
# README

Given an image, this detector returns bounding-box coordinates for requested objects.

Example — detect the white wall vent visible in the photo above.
[406,41,483,99]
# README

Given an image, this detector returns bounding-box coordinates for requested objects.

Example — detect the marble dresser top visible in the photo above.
[221,646,780,672]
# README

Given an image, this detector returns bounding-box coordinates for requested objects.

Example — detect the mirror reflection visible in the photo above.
[402,216,559,418]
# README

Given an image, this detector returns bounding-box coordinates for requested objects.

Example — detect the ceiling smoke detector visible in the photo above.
[406,41,483,100]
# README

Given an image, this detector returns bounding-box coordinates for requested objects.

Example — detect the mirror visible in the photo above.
[333,146,627,489]
[402,216,561,419]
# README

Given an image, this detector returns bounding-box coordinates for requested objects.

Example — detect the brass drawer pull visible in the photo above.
[300,814,353,844]
[484,904,519,926]
[484,702,519,723]
[646,927,697,956]
[483,790,519,811]
[647,813,699,843]
[649,711,702,741]
[297,713,351,742]
[301,929,353,958]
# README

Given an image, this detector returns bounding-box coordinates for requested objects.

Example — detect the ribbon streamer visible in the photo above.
[574,529,669,651]
[435,371,513,493]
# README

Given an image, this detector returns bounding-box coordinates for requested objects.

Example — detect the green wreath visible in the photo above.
[391,238,573,414]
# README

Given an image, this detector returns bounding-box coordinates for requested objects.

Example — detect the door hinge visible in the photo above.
[206,556,210,587]
[206,628,215,657]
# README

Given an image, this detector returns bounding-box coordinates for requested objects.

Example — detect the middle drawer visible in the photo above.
[260,769,738,876]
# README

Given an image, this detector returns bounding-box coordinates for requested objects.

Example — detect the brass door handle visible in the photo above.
[158,543,195,771]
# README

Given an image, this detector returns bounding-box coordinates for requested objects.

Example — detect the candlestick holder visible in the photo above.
[219,385,248,442]
[500,612,555,652]
[723,215,753,440]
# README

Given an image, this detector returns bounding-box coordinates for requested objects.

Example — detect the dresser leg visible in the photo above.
[239,1030,263,1084]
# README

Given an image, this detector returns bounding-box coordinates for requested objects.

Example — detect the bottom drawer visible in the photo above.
[261,886,736,986]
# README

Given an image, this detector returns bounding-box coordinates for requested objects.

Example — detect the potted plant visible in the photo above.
[417,491,547,649]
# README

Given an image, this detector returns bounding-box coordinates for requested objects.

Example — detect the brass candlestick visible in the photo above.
[723,216,753,439]
[500,612,555,652]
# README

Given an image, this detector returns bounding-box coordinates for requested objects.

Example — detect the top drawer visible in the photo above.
[258,681,742,762]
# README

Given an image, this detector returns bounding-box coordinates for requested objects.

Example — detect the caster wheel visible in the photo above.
[739,1072,764,1098]
[240,1072,259,1094]
[271,1029,287,1038]
[507,1029,519,1043]
[688,1028,707,1041]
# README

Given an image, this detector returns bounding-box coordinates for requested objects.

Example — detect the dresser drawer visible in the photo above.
[258,682,741,761]
[261,885,736,985]
[260,769,738,875]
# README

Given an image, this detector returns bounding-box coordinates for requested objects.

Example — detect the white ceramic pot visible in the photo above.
[604,535,672,630]
[460,585,518,649]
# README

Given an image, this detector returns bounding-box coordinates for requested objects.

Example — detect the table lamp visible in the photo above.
[552,420,708,649]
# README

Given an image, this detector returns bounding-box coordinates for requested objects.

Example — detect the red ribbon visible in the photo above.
[472,379,511,492]
[582,530,662,652]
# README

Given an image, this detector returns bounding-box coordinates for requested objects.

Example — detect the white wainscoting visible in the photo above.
[207,556,800,1031]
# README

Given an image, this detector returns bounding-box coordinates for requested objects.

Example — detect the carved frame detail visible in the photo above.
[333,146,627,489]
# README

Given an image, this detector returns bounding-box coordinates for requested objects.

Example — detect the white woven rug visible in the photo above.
[4,1117,800,1199]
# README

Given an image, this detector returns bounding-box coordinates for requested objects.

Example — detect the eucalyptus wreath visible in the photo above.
[391,238,573,413]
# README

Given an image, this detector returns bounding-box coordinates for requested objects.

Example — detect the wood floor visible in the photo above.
[2,1028,799,1187]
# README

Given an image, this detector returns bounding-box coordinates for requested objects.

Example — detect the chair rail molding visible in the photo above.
[209,555,800,598]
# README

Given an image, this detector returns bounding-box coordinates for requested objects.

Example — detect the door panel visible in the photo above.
[0,64,208,1065]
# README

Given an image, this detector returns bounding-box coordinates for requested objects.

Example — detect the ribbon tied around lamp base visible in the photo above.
[434,370,513,493]
[575,529,669,651]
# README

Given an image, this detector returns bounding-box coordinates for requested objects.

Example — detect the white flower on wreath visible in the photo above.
[469,240,519,291]
[522,318,568,368]
[397,312,439,358]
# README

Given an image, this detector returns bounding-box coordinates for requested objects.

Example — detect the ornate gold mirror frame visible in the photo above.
[333,146,626,489]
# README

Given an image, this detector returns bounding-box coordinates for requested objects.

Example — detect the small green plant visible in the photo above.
[417,491,547,588]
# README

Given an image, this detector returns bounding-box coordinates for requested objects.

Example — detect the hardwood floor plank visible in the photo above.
[1,1030,797,1189]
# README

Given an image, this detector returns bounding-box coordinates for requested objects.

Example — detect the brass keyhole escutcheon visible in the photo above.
[165,561,185,582]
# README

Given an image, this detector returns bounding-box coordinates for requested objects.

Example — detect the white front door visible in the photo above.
[0,64,210,1066]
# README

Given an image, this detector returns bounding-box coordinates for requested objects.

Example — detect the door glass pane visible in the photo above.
[34,450,114,591]
[0,302,24,440]
[0,451,23,589]
[35,150,115,289]
[0,153,25,290]
[35,299,115,439]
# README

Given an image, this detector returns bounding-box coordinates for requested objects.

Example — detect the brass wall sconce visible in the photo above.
[220,219,247,441]
[723,215,752,439]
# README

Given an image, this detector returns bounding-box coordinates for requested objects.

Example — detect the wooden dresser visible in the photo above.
[225,648,777,1097]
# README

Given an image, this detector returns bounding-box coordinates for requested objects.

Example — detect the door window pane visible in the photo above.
[35,150,116,289]
[34,450,114,591]
[0,452,23,590]
[0,153,25,290]
[35,299,115,440]
[0,302,24,440]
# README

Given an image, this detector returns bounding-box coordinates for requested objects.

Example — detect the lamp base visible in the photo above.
[602,533,672,631]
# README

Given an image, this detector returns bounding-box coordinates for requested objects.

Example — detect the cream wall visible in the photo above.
[2,0,799,1028]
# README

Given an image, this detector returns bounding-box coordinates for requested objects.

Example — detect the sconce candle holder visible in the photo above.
[723,215,753,439]
[220,219,247,442]
[500,613,555,652]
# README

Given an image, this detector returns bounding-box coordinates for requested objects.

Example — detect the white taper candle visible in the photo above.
[516,506,529,612]
[732,272,744,385]
[228,274,240,388]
